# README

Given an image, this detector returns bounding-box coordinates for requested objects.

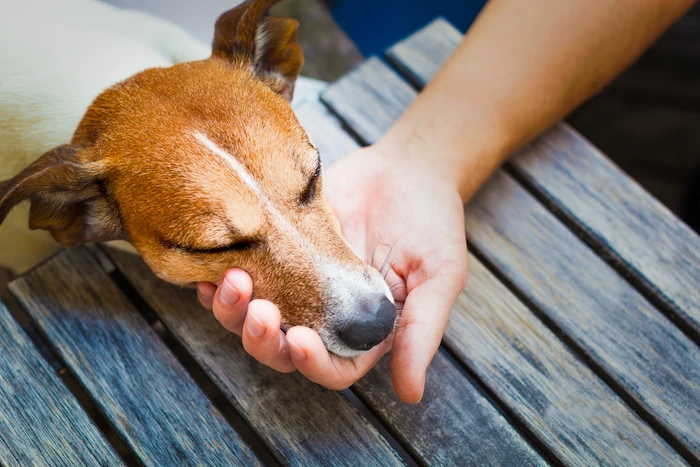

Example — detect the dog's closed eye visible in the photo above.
[161,238,262,254]
[300,156,321,205]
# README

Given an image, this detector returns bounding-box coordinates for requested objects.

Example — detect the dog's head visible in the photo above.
[0,0,396,356]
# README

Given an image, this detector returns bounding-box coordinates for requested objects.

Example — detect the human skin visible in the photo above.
[198,0,697,403]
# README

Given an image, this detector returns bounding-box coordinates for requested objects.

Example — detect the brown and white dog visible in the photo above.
[0,0,396,356]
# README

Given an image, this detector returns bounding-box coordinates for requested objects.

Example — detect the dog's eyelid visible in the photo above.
[300,159,321,205]
[161,237,262,254]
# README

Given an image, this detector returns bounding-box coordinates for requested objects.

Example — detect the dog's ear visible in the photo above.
[212,0,304,101]
[0,145,125,246]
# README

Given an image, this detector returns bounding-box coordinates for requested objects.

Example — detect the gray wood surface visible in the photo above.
[448,256,686,466]
[512,126,700,336]
[355,352,546,467]
[295,99,361,166]
[106,248,403,467]
[8,247,260,467]
[386,18,462,88]
[0,300,122,467]
[301,95,685,465]
[388,17,700,340]
[320,53,700,461]
[467,170,700,460]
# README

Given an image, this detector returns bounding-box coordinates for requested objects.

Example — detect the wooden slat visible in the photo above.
[355,351,546,466]
[295,99,360,165]
[512,127,700,334]
[450,257,687,466]
[386,17,462,87]
[9,248,261,467]
[105,248,403,467]
[0,300,121,466]
[387,17,700,339]
[302,94,686,466]
[467,171,700,459]
[321,56,700,460]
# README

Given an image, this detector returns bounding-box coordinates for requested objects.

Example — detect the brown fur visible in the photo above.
[0,0,379,337]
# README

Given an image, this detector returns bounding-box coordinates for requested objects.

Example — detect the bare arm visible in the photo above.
[379,0,697,201]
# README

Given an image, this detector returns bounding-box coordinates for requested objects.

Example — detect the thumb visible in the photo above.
[390,275,465,403]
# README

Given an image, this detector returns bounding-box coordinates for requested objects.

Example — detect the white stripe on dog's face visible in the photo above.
[193,131,313,253]
[194,132,263,197]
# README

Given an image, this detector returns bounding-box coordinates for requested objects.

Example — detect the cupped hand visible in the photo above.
[197,143,468,402]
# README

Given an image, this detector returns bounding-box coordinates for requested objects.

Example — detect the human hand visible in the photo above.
[197,143,468,402]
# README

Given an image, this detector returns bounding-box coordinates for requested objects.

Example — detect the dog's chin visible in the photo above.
[319,331,385,359]
[329,345,366,359]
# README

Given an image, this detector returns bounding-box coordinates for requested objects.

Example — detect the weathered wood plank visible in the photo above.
[0,300,122,466]
[449,256,687,466]
[355,351,546,467]
[295,99,360,166]
[321,55,700,460]
[9,247,261,467]
[387,17,700,340]
[322,58,416,145]
[511,126,700,336]
[106,248,403,467]
[386,17,462,88]
[466,171,700,459]
[305,89,686,466]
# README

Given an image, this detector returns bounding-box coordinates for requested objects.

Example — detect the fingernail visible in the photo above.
[247,314,265,338]
[220,279,240,306]
[288,340,306,361]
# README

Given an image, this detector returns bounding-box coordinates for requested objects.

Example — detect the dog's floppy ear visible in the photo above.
[0,145,125,246]
[212,0,304,101]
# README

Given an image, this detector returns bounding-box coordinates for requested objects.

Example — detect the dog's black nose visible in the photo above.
[338,296,397,351]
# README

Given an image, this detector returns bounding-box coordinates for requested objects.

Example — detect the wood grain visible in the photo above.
[511,125,700,336]
[448,256,687,466]
[106,248,404,467]
[386,18,462,88]
[309,83,688,465]
[355,351,546,467]
[9,247,261,467]
[466,171,700,459]
[0,300,122,466]
[294,98,361,166]
[388,17,700,341]
[321,57,416,145]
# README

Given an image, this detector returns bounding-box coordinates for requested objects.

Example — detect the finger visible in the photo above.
[286,326,391,391]
[196,282,217,310]
[211,269,253,335]
[242,300,296,373]
[390,270,467,404]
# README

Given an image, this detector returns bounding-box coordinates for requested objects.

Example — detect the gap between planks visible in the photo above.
[466,243,700,466]
[503,164,700,348]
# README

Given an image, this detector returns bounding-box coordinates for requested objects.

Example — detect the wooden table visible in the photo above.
[2,19,699,467]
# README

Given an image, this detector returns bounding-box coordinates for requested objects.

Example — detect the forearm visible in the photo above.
[379,0,696,201]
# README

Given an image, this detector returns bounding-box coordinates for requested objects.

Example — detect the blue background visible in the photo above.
[330,0,487,56]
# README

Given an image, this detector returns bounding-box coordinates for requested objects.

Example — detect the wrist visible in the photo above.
[376,119,509,203]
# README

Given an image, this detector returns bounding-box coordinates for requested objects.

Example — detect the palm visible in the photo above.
[324,147,468,400]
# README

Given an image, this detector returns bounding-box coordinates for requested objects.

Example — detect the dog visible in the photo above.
[0,0,396,357]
